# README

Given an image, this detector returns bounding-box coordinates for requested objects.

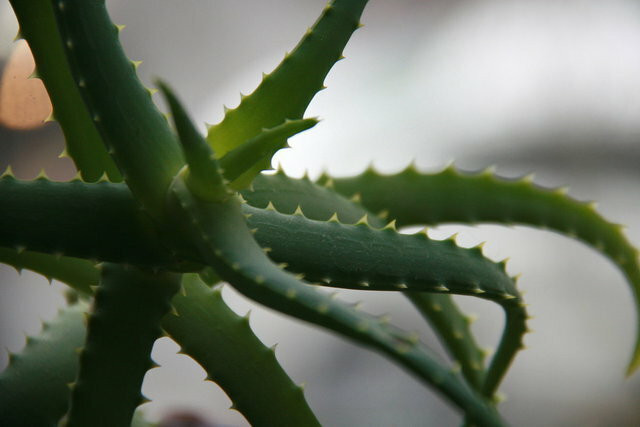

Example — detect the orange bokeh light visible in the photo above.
[0,40,52,130]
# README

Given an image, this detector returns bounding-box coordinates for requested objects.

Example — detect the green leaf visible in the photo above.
[242,172,486,390]
[0,247,97,295]
[157,81,232,203]
[244,171,373,224]
[246,203,527,398]
[66,264,180,427]
[219,118,318,190]
[51,0,184,218]
[247,205,518,299]
[207,0,367,158]
[163,274,320,426]
[407,293,486,390]
[9,0,121,182]
[327,164,640,376]
[0,302,88,426]
[0,244,318,425]
[0,176,491,392]
[165,175,504,426]
[0,176,179,269]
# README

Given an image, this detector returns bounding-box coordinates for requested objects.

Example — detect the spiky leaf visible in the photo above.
[9,0,121,182]
[66,264,180,427]
[0,302,87,426]
[163,274,320,426]
[52,0,184,218]
[327,165,640,375]
[165,175,504,425]
[207,0,367,158]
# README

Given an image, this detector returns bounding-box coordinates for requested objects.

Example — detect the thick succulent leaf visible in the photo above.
[51,0,184,218]
[158,81,231,203]
[0,247,97,294]
[247,205,518,299]
[242,172,486,389]
[326,164,640,375]
[0,302,87,426]
[0,176,489,391]
[0,175,180,269]
[0,175,514,302]
[206,0,367,158]
[163,274,320,426]
[0,244,319,426]
[244,172,373,224]
[408,293,486,389]
[66,264,180,427]
[246,204,527,397]
[165,176,504,426]
[9,0,121,182]
[219,118,318,190]
[0,176,519,395]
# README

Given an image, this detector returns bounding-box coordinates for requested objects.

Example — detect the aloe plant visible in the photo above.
[1,0,638,425]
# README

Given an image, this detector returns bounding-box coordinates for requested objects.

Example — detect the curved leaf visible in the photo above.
[0,176,489,391]
[52,0,184,218]
[206,0,367,158]
[327,164,640,375]
[9,0,121,182]
[246,203,527,397]
[219,118,318,190]
[0,247,97,294]
[163,274,320,426]
[0,302,87,426]
[165,176,504,426]
[243,172,487,389]
[0,247,320,426]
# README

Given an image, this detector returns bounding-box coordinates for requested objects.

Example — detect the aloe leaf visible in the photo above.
[219,118,318,190]
[0,175,516,395]
[247,205,517,299]
[0,176,489,391]
[408,292,486,389]
[66,264,181,427]
[326,164,640,376]
[207,0,367,158]
[243,171,374,224]
[51,0,184,218]
[163,273,320,426]
[0,247,97,295]
[246,203,527,398]
[157,81,232,203]
[0,243,319,425]
[0,175,179,269]
[242,172,486,389]
[166,176,503,426]
[0,302,88,426]
[9,0,121,182]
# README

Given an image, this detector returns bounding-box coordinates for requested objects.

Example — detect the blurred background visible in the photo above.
[2,0,640,425]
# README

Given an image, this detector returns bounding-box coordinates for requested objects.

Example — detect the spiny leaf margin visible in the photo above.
[165,175,504,426]
[163,274,321,426]
[325,163,640,375]
[206,0,367,158]
[0,302,87,426]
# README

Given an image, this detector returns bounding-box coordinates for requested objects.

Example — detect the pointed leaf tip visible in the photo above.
[218,118,318,190]
[157,80,231,202]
